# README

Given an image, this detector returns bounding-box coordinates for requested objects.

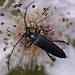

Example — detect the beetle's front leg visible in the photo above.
[21,41,33,48]
[38,28,53,34]
[46,52,56,61]
[21,42,33,48]
[26,42,33,48]
[35,28,37,34]
[52,40,69,45]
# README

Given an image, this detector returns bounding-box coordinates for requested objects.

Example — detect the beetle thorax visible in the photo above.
[29,33,37,41]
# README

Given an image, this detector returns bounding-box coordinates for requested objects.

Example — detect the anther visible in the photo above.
[0,13,4,16]
[13,25,16,27]
[14,5,18,8]
[1,22,4,25]
[32,5,35,8]
[18,4,22,7]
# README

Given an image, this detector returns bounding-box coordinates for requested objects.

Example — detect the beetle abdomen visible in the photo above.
[34,34,66,58]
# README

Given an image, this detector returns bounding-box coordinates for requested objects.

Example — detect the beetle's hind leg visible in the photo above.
[52,40,69,45]
[46,52,56,62]
[38,28,53,34]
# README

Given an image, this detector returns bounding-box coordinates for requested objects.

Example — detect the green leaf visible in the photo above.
[8,66,46,75]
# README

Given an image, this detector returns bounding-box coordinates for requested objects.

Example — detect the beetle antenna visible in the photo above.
[24,1,35,29]
[7,1,35,70]
[7,33,25,70]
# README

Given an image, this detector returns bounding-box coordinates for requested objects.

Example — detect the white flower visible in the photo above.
[0,0,75,74]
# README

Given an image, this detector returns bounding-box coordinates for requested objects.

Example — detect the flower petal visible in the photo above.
[59,0,75,5]
[0,57,9,75]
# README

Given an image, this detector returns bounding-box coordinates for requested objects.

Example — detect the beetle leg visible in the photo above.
[26,42,33,48]
[21,41,33,48]
[38,28,53,34]
[52,40,69,45]
[46,52,56,61]
[25,40,31,44]
[35,28,37,34]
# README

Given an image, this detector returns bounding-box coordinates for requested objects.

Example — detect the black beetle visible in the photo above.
[7,1,69,70]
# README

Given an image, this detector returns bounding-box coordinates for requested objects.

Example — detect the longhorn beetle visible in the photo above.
[7,1,69,70]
